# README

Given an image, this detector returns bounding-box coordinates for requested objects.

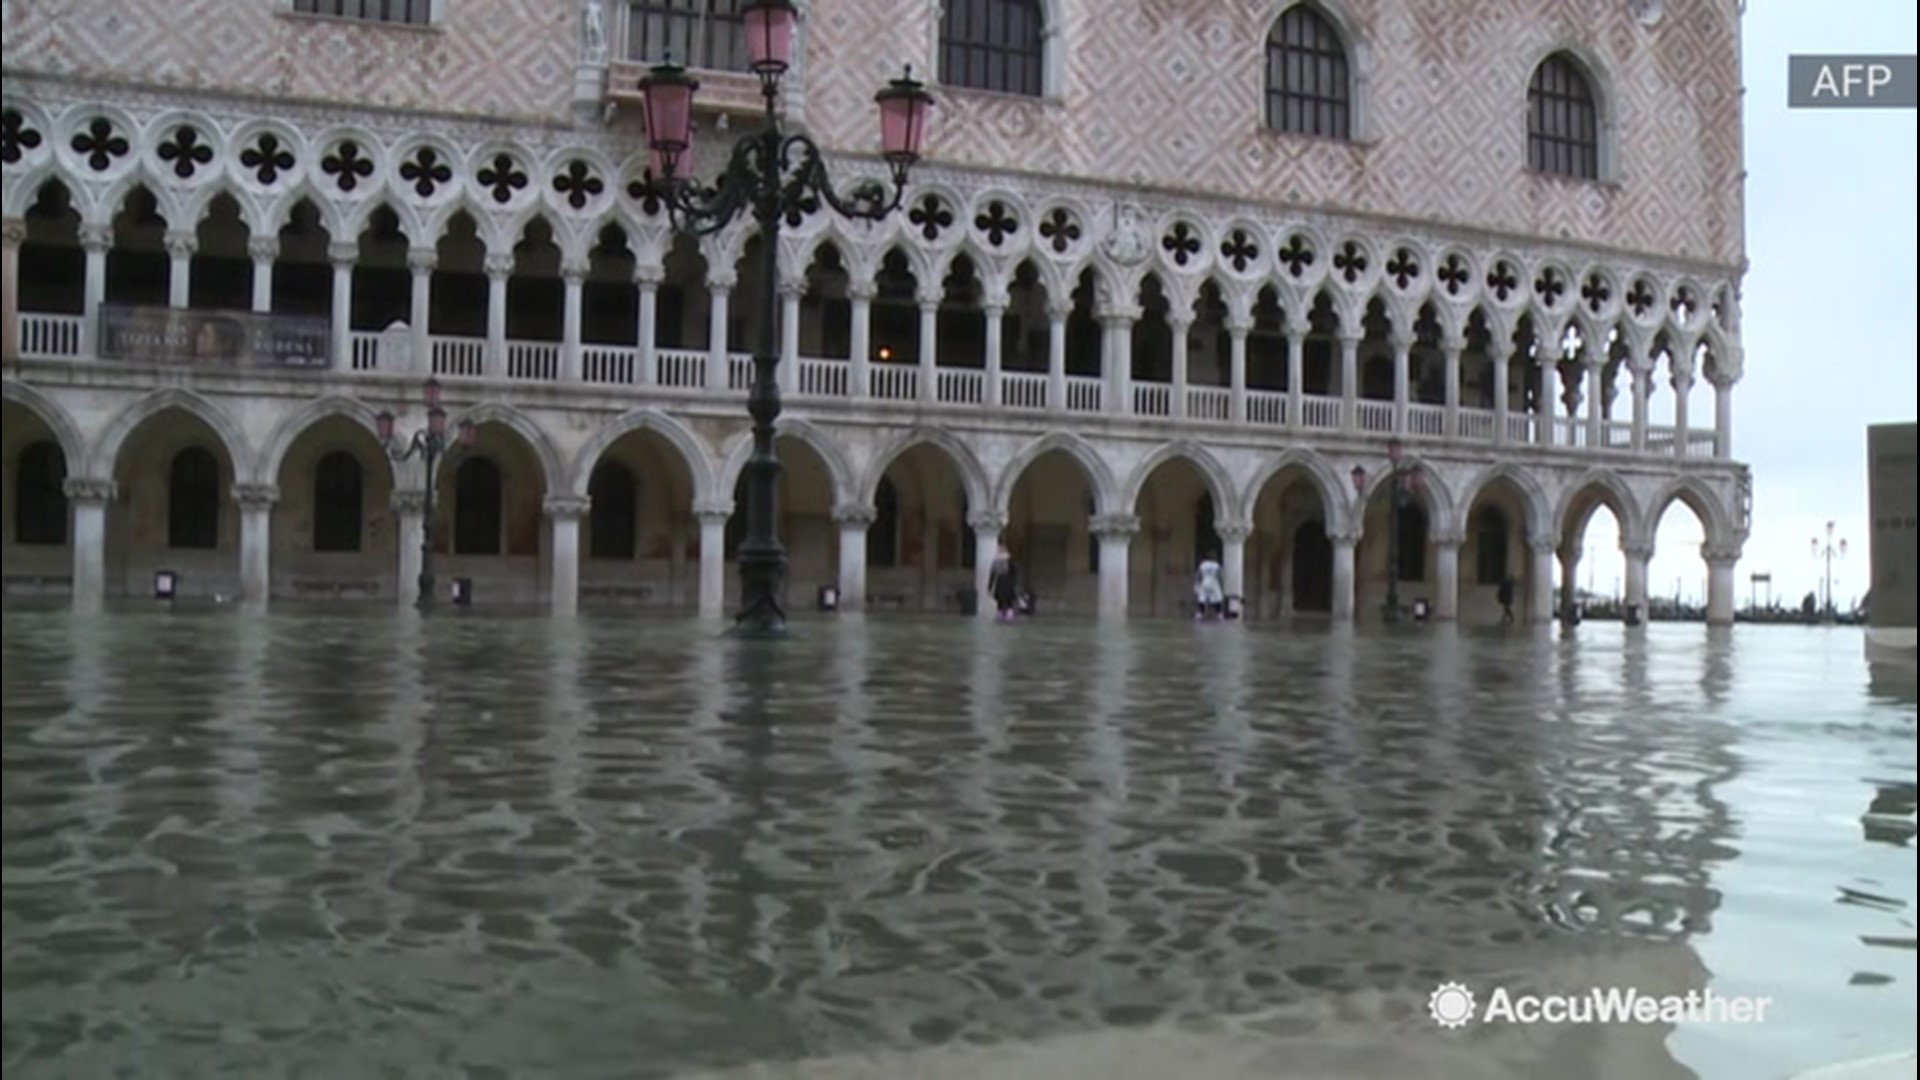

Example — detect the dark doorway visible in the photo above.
[588,461,638,560]
[1292,519,1333,612]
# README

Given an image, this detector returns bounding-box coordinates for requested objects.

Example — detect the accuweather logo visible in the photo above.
[1427,982,1774,1028]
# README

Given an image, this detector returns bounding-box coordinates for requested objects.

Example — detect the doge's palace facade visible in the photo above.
[1,0,1750,623]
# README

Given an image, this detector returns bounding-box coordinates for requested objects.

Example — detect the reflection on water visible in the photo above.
[1,613,1913,1079]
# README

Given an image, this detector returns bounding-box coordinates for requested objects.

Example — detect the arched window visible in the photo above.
[1396,501,1428,583]
[168,446,221,550]
[1475,507,1510,585]
[453,457,503,556]
[1527,53,1599,180]
[312,451,364,553]
[589,461,638,560]
[940,0,1045,97]
[629,1,749,72]
[15,441,69,546]
[1265,4,1352,139]
[1195,493,1221,563]
[869,477,900,568]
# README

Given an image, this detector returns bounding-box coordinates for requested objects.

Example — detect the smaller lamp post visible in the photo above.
[1351,439,1423,623]
[1811,521,1847,622]
[378,377,477,609]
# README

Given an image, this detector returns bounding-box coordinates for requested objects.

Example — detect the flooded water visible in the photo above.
[1,610,1913,1079]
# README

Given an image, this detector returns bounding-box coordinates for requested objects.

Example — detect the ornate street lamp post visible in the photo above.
[637,0,933,637]
[1351,440,1423,623]
[377,377,477,609]
[1811,520,1847,621]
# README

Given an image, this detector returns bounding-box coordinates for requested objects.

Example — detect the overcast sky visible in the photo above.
[1579,0,1918,610]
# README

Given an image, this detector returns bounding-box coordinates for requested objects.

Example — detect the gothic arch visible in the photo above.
[1352,453,1458,540]
[1120,440,1240,525]
[858,426,993,512]
[993,430,1118,517]
[1,380,88,473]
[1454,462,1553,543]
[447,402,567,494]
[1641,475,1739,551]
[715,417,856,507]
[569,407,718,504]
[90,387,253,480]
[1552,467,1643,543]
[1240,447,1352,534]
[255,395,396,489]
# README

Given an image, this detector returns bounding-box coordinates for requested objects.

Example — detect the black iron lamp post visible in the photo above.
[1351,439,1423,623]
[636,0,934,638]
[377,377,477,609]
[1811,520,1847,621]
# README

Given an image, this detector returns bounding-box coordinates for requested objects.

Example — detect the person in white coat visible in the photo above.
[1193,552,1225,620]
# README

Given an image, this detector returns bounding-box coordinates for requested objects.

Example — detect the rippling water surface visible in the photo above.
[2,610,1913,1079]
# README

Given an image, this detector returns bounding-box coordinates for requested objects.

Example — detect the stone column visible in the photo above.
[329,240,357,372]
[1390,331,1412,433]
[80,224,111,357]
[1671,355,1694,458]
[1704,543,1740,627]
[847,281,874,398]
[1228,316,1251,424]
[1528,534,1556,625]
[1433,533,1461,620]
[233,483,278,608]
[1329,529,1358,621]
[1559,544,1582,625]
[485,252,513,379]
[248,236,278,314]
[917,291,940,404]
[1,218,21,360]
[781,279,804,397]
[705,280,731,391]
[1101,309,1135,416]
[1585,358,1605,449]
[1217,522,1250,607]
[694,497,732,619]
[1442,332,1464,438]
[65,478,115,614]
[545,494,589,616]
[166,230,196,309]
[1338,329,1360,432]
[1533,343,1559,447]
[983,299,1007,410]
[970,510,1005,620]
[635,265,661,385]
[561,260,587,384]
[1091,513,1138,618]
[1285,314,1308,429]
[1621,540,1652,622]
[1491,343,1512,445]
[1047,298,1071,411]
[1166,312,1191,419]
[1712,368,1736,459]
[834,503,874,612]
[393,490,426,607]
[408,247,435,376]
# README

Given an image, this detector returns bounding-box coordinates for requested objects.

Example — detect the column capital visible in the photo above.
[692,497,734,522]
[846,279,878,303]
[78,224,114,252]
[1,217,24,247]
[1214,521,1252,543]
[832,502,876,528]
[633,263,665,287]
[1388,330,1416,352]
[1335,327,1364,346]
[231,483,280,509]
[483,252,516,279]
[1166,310,1195,332]
[783,276,811,301]
[62,477,117,504]
[543,493,591,520]
[1620,540,1655,561]
[1096,305,1141,327]
[165,229,199,260]
[326,240,358,266]
[915,287,944,311]
[560,258,591,284]
[1429,527,1466,548]
[247,235,281,262]
[391,489,429,515]
[1089,513,1140,539]
[1527,531,1558,554]
[1440,332,1468,353]
[408,246,438,274]
[1700,541,1743,565]
[967,510,1008,533]
[980,285,1011,314]
[1045,296,1076,321]
[705,269,737,292]
[1325,526,1360,547]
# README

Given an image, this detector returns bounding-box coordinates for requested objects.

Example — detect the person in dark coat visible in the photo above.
[1498,577,1517,623]
[987,543,1022,620]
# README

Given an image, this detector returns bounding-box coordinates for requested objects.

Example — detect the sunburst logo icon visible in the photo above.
[1428,981,1477,1028]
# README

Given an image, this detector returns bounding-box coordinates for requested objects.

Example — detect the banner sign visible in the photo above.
[98,305,331,369]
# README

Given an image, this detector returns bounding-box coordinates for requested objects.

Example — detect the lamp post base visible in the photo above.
[731,549,789,638]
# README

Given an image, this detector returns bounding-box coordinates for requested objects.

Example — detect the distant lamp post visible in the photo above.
[378,377,477,609]
[1811,521,1847,621]
[637,0,933,638]
[1351,439,1423,623]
